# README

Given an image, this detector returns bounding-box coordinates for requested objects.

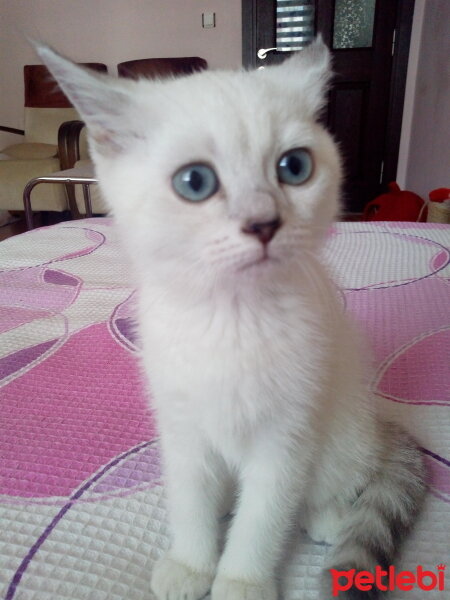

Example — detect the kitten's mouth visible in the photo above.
[238,248,277,272]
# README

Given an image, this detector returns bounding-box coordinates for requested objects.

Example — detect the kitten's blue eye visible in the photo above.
[172,164,219,202]
[277,148,313,186]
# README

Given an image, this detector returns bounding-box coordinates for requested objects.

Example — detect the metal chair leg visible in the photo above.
[23,179,39,230]
[23,173,98,230]
[82,184,93,217]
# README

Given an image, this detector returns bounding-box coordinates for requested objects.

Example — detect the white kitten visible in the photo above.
[37,39,426,600]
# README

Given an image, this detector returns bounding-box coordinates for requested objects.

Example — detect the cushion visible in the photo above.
[24,107,79,145]
[1,142,58,160]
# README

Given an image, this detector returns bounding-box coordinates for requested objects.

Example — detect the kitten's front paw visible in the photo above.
[151,556,214,600]
[211,576,277,600]
[304,503,347,545]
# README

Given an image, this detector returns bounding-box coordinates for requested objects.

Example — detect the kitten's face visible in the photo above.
[37,41,341,294]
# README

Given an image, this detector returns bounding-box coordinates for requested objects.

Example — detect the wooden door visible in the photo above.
[242,0,414,214]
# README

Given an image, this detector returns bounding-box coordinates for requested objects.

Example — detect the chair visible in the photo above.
[65,57,208,216]
[0,63,107,217]
[117,56,207,79]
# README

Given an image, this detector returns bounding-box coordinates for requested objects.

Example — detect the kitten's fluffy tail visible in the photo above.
[322,422,426,600]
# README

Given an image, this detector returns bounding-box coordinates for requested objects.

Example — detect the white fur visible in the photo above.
[36,40,421,600]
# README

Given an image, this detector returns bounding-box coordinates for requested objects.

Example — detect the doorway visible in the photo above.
[242,0,415,214]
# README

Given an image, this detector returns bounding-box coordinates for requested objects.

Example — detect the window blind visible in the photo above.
[276,0,315,52]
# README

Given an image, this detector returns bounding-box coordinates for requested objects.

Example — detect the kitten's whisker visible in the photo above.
[208,235,232,246]
[208,243,244,257]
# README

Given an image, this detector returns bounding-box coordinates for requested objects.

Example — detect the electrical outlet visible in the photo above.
[202,12,216,29]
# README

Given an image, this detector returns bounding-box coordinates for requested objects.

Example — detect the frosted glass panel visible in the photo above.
[333,0,376,49]
[276,0,315,52]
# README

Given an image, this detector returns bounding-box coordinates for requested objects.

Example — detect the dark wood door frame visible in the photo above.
[242,0,415,200]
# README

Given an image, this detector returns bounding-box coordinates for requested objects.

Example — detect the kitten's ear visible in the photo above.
[34,43,140,156]
[263,36,332,117]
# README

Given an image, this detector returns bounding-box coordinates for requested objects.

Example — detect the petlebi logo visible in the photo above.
[330,564,446,596]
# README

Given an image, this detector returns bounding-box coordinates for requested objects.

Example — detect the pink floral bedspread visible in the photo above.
[1,219,449,599]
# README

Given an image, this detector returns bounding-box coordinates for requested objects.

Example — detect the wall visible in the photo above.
[397,0,450,199]
[0,0,242,146]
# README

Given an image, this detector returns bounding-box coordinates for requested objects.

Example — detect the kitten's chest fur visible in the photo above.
[139,283,333,452]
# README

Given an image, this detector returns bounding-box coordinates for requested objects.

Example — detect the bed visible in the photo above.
[1,219,449,600]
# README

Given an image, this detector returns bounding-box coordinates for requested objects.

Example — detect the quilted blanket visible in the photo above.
[1,219,449,599]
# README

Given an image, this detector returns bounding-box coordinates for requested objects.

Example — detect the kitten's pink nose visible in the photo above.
[242,217,282,245]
